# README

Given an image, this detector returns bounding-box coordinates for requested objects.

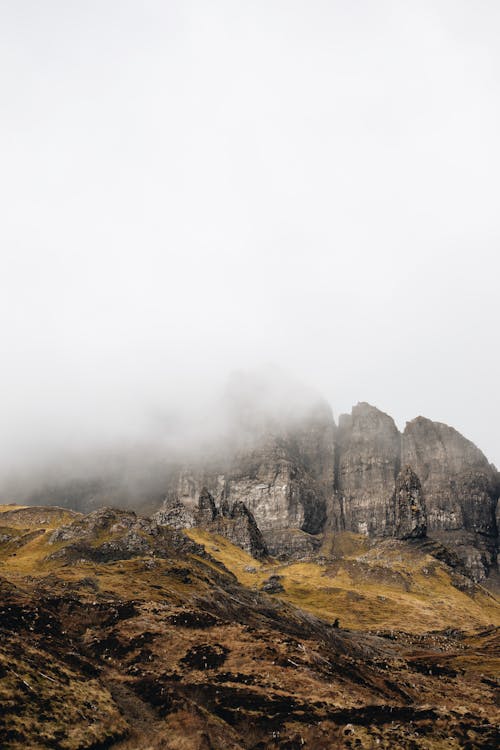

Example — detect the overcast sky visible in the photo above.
[1,0,499,472]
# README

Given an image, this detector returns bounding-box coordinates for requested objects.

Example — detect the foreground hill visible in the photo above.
[0,504,499,749]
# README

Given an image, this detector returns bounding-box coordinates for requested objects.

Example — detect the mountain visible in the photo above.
[156,399,499,582]
[2,374,498,582]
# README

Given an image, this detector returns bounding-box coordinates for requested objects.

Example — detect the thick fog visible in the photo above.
[1,0,499,486]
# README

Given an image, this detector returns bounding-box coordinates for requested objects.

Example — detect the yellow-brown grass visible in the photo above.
[186,528,500,633]
[1,508,498,634]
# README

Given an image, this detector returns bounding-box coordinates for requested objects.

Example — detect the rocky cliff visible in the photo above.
[153,399,335,562]
[2,372,497,580]
[154,401,498,580]
[391,465,427,540]
[154,487,267,559]
[402,417,499,580]
[334,402,401,536]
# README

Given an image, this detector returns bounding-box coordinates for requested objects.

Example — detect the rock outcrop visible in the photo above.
[153,501,197,530]
[210,499,268,559]
[154,488,268,559]
[155,402,498,579]
[261,527,322,561]
[402,418,499,579]
[260,574,285,594]
[334,403,401,535]
[391,466,427,540]
[156,398,336,541]
[47,507,206,563]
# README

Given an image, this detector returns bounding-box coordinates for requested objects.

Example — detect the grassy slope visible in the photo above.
[1,503,498,633]
[186,528,500,633]
[0,509,221,605]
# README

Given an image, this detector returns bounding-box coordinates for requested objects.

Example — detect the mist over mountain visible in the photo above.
[2,367,497,584]
[1,2,500,478]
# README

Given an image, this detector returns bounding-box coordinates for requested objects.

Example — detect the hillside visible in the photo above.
[186,529,500,633]
[0,504,499,749]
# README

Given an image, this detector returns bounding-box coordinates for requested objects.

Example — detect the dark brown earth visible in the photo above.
[0,505,499,749]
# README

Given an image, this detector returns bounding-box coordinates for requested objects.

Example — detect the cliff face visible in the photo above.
[391,465,427,540]
[329,407,497,578]
[3,371,497,580]
[334,403,401,535]
[402,417,499,578]
[402,418,498,535]
[157,400,336,537]
[155,402,498,580]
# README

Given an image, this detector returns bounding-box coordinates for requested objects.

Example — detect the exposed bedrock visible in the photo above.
[156,402,498,579]
[261,528,322,561]
[334,402,401,536]
[391,465,427,540]
[157,399,336,537]
[402,417,499,579]
[7,364,497,580]
[401,417,498,535]
[154,488,268,559]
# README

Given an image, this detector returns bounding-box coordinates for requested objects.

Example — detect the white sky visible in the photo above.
[1,1,499,470]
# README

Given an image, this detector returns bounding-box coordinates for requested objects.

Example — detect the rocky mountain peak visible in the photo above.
[2,380,497,581]
[335,402,401,536]
[154,400,498,580]
[401,416,499,579]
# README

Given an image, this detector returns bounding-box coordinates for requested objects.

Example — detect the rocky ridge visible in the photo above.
[156,401,499,581]
[2,377,497,581]
[153,488,267,559]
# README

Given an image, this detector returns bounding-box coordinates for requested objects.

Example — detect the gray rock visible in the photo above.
[391,465,427,539]
[197,487,218,524]
[7,367,498,581]
[335,403,401,536]
[47,507,206,563]
[153,502,196,530]
[402,417,498,579]
[156,399,336,550]
[150,395,335,564]
[154,401,499,578]
[155,489,268,559]
[261,575,285,594]
[262,528,322,561]
[210,499,268,559]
